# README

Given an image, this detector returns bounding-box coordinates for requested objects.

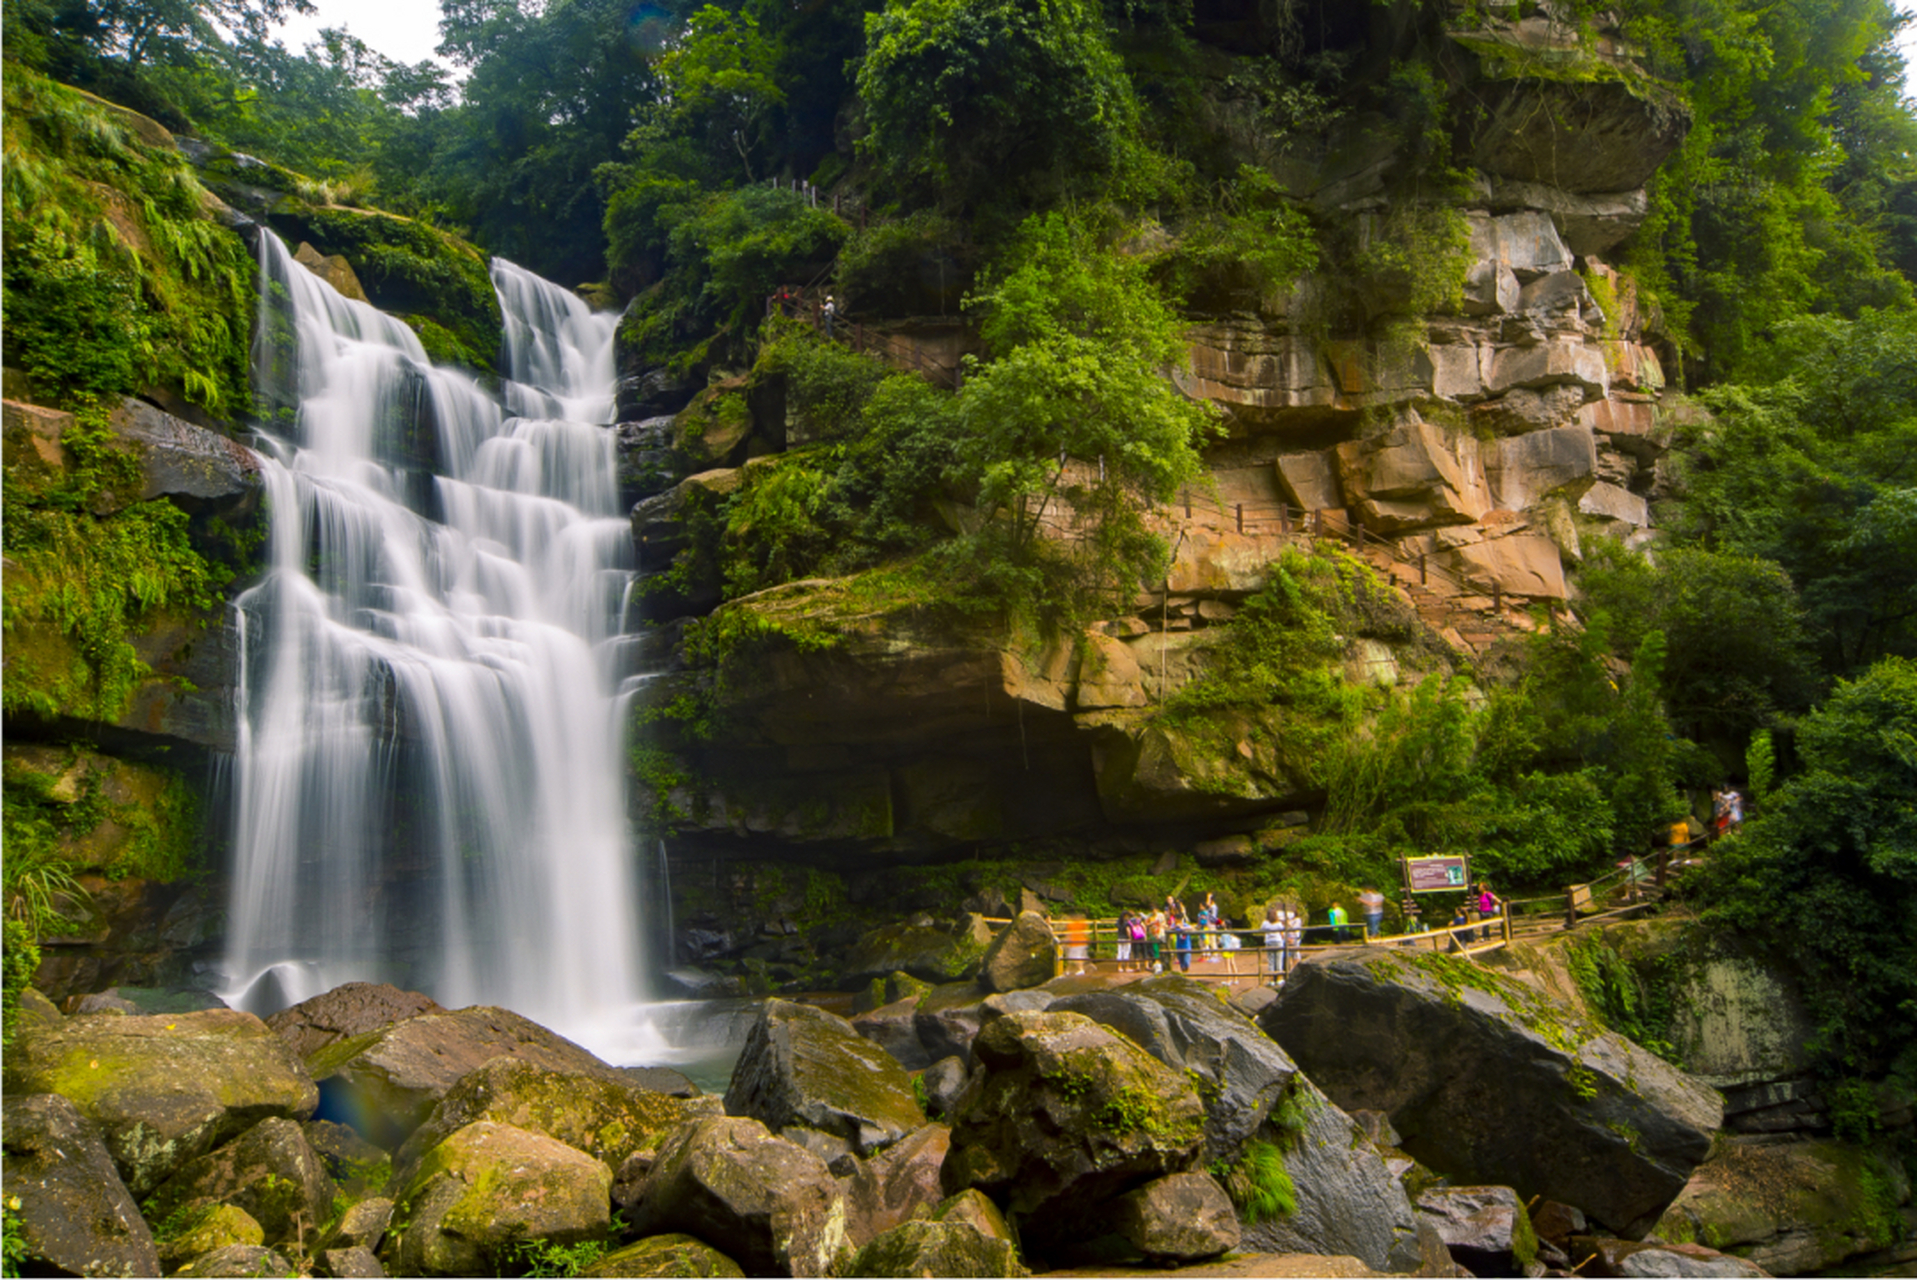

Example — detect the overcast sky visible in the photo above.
[275,0,1917,97]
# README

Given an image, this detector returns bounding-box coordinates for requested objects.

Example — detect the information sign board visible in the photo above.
[1404,854,1470,893]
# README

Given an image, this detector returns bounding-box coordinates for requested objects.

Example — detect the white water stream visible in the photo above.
[220,233,658,1060]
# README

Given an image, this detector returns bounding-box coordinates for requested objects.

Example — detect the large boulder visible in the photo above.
[851,995,931,1070]
[1,1093,160,1278]
[845,1219,1027,1278]
[1235,1076,1428,1274]
[842,917,993,986]
[1334,419,1492,532]
[144,1116,338,1251]
[582,1234,745,1278]
[1574,1237,1772,1278]
[724,999,925,1156]
[977,912,1057,993]
[386,1120,612,1276]
[1260,949,1722,1236]
[1051,973,1297,1162]
[266,982,443,1060]
[914,982,993,1066]
[625,1115,852,1278]
[1416,1185,1540,1276]
[1652,1138,1908,1275]
[1,1007,318,1194]
[391,1057,720,1188]
[1103,1172,1241,1264]
[303,1004,610,1148]
[941,1010,1206,1256]
[845,1123,951,1246]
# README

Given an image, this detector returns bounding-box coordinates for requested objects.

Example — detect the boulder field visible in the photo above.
[3,955,1902,1278]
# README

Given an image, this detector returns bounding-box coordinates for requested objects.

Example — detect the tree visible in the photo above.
[653,6,785,183]
[1701,656,1917,1077]
[955,213,1214,602]
[856,0,1142,212]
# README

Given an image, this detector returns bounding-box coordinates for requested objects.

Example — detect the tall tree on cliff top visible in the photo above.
[424,0,664,283]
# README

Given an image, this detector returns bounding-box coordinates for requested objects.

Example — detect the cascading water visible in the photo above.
[221,232,655,1058]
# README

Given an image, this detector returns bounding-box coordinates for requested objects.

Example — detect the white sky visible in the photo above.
[275,0,1917,97]
[275,0,452,70]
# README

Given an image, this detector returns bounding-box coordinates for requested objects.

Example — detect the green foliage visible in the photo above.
[507,1234,608,1278]
[1745,728,1775,802]
[1350,203,1474,321]
[3,410,225,722]
[288,207,502,372]
[1158,166,1319,312]
[858,0,1144,213]
[612,185,849,371]
[833,209,974,316]
[1216,1141,1296,1223]
[2,69,254,419]
[957,211,1216,611]
[1564,933,1682,1062]
[1618,0,1913,378]
[2,919,44,1050]
[1577,540,1820,744]
[653,6,785,183]
[1695,655,1917,1077]
[1161,545,1371,779]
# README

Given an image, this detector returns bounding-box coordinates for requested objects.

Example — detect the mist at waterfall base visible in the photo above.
[217,232,699,1066]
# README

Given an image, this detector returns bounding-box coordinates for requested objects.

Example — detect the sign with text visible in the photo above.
[1404,854,1470,893]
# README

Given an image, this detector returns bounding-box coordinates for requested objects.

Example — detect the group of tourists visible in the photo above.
[1110,893,1240,974]
[1058,880,1507,986]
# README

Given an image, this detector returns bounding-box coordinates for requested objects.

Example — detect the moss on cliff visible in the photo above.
[275,206,502,373]
[2,70,254,420]
[1,410,225,723]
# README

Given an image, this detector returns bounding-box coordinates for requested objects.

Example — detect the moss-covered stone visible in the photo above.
[391,1057,722,1189]
[387,1120,612,1277]
[2,743,202,888]
[265,205,503,373]
[1,1008,318,1196]
[846,1219,1028,1278]
[625,1115,852,1278]
[143,1115,337,1252]
[582,1233,745,1278]
[724,999,926,1156]
[942,1009,1205,1254]
[157,1203,265,1272]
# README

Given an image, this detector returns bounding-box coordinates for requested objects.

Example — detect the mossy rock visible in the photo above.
[942,1009,1206,1257]
[266,205,502,373]
[581,1233,745,1278]
[3,743,201,884]
[846,1219,1028,1278]
[143,1116,337,1250]
[724,999,926,1156]
[386,1120,612,1277]
[157,1204,265,1272]
[390,1057,723,1188]
[1,1008,318,1195]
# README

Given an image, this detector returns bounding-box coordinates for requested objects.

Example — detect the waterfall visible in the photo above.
[220,232,653,1058]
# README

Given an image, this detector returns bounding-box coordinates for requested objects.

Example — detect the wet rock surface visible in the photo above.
[266,982,444,1060]
[1051,973,1297,1162]
[1237,1075,1428,1274]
